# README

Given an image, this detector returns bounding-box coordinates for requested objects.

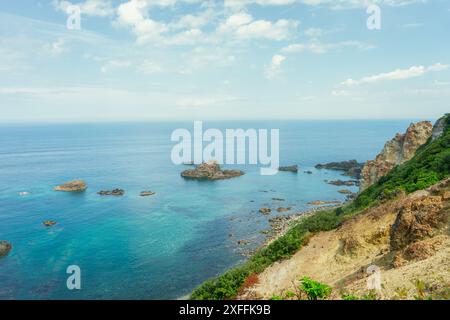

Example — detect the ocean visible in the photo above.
[0,120,414,299]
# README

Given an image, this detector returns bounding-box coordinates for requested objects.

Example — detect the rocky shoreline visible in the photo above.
[236,205,343,258]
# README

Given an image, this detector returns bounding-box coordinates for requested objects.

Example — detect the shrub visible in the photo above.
[299,277,332,300]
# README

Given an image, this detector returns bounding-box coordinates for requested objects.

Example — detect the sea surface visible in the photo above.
[0,120,415,299]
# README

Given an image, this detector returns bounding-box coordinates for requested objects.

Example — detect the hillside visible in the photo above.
[191,114,450,300]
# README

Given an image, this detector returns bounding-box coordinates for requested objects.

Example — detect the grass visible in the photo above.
[190,114,450,300]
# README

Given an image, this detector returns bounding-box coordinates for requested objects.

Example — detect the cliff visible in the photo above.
[360,121,433,190]
[191,114,450,300]
[239,178,450,300]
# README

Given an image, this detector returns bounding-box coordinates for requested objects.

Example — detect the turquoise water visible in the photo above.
[0,120,413,299]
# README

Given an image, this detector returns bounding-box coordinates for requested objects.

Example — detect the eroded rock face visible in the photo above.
[390,194,447,250]
[360,121,433,190]
[54,180,87,192]
[0,241,12,258]
[181,162,244,180]
[431,115,447,141]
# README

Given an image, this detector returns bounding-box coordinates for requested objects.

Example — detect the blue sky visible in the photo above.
[0,0,449,122]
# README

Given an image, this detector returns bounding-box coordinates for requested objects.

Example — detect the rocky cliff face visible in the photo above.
[360,121,433,190]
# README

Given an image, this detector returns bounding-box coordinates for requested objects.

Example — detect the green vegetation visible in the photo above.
[299,277,332,300]
[190,114,450,300]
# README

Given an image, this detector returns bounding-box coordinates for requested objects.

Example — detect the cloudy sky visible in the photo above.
[0,0,449,122]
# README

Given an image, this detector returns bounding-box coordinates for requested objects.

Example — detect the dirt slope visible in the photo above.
[240,179,450,300]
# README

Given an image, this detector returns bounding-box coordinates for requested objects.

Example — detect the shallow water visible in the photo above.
[0,120,413,299]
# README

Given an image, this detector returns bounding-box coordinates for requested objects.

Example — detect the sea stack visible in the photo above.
[54,180,87,192]
[181,161,244,181]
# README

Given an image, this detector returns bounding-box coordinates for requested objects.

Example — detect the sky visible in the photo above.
[0,0,449,123]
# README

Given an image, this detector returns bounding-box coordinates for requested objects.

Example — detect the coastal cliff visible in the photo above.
[360,121,433,190]
[191,114,450,300]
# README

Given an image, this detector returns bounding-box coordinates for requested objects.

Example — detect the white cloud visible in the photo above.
[101,60,132,73]
[341,63,449,86]
[282,40,373,54]
[264,54,286,79]
[139,60,163,74]
[53,0,114,17]
[224,0,426,9]
[43,38,67,56]
[218,12,299,41]
[116,0,169,44]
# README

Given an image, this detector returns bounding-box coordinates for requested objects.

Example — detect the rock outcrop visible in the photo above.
[43,220,57,227]
[259,208,272,215]
[98,189,125,196]
[279,165,298,173]
[390,178,450,250]
[315,160,364,179]
[431,114,448,141]
[54,180,87,192]
[0,241,12,258]
[181,161,244,181]
[140,191,156,197]
[360,121,433,190]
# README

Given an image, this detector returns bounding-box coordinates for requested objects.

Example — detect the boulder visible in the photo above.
[54,180,87,192]
[259,208,272,215]
[276,207,292,213]
[0,241,12,258]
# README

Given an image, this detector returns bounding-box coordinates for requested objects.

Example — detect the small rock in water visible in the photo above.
[338,189,353,194]
[237,240,250,245]
[140,191,156,197]
[54,180,87,192]
[259,208,272,215]
[279,165,298,173]
[0,241,12,258]
[326,180,358,187]
[304,171,313,174]
[43,220,57,227]
[276,207,292,213]
[272,198,285,201]
[98,189,125,196]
